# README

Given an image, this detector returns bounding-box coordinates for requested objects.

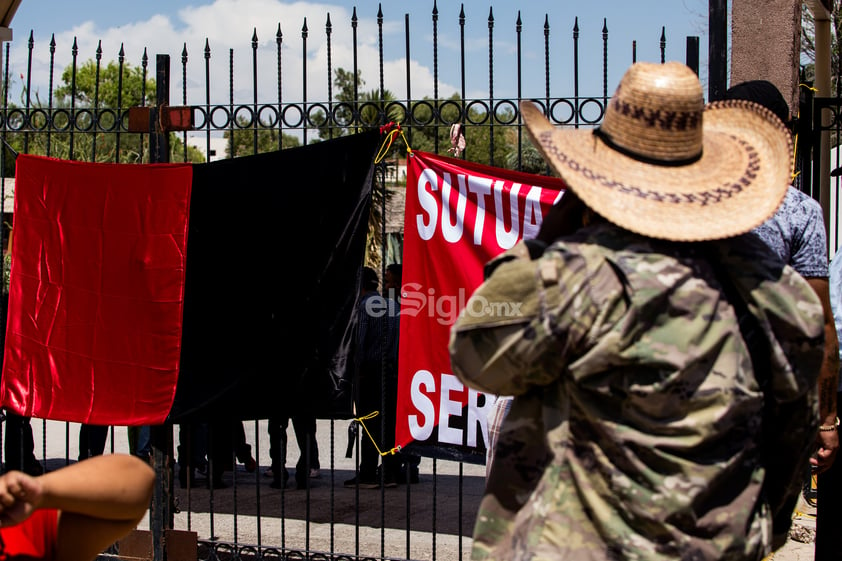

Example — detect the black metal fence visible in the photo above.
[0,4,699,560]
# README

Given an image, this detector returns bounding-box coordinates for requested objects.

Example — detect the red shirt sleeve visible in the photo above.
[0,509,59,561]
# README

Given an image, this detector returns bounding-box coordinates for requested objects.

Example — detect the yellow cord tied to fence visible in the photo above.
[354,411,401,457]
[375,121,412,164]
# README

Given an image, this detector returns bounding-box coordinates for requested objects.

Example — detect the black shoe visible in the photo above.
[344,475,379,489]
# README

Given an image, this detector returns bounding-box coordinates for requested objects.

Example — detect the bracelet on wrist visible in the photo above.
[819,417,840,432]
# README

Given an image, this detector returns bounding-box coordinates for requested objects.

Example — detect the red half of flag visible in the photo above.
[1,154,193,425]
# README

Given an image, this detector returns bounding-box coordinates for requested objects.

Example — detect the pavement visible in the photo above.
[23,419,823,561]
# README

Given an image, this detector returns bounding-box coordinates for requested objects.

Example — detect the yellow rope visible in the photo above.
[354,411,401,457]
[374,122,413,165]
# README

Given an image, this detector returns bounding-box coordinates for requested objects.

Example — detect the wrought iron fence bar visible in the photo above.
[46,35,55,157]
[327,14,333,142]
[23,31,33,155]
[276,26,283,151]
[92,40,101,160]
[352,8,359,136]
[377,6,384,109]
[487,7,494,165]
[181,43,189,162]
[302,18,308,145]
[603,19,609,109]
[69,37,77,160]
[116,44,124,161]
[251,29,258,155]
[459,4,466,155]
[432,1,439,154]
[660,26,666,64]
[573,17,579,129]
[516,11,522,171]
[141,48,148,163]
[405,14,412,147]
[228,47,234,157]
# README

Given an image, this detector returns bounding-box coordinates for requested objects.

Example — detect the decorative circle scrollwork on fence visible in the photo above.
[6,109,26,131]
[578,98,605,124]
[233,105,255,128]
[281,104,304,128]
[210,106,231,129]
[493,100,518,125]
[357,101,384,127]
[384,101,408,126]
[306,103,330,128]
[331,102,356,127]
[28,109,49,132]
[549,99,576,125]
[257,105,280,128]
[465,100,491,125]
[438,100,464,125]
[96,109,118,132]
[192,106,209,130]
[410,100,436,126]
[74,109,95,132]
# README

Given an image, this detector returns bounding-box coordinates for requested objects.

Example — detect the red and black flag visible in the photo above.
[0,130,379,425]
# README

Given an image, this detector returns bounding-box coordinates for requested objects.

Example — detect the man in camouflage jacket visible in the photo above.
[450,218,823,560]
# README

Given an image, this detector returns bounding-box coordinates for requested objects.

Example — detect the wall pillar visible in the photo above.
[730,0,801,112]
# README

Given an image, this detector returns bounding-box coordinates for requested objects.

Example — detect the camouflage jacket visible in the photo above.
[449,222,823,561]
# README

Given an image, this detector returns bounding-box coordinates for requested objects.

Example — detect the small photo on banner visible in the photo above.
[1,155,193,425]
[395,151,565,462]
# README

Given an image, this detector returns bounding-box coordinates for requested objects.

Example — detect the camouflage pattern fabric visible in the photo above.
[449,222,823,561]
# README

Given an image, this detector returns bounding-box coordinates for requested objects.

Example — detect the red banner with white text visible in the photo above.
[395,151,565,462]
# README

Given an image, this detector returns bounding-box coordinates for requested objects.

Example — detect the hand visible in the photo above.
[0,470,43,527]
[812,429,839,473]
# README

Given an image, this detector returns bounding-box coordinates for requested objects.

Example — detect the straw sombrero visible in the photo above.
[521,61,793,241]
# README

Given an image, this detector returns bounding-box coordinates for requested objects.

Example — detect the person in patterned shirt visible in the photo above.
[450,62,824,560]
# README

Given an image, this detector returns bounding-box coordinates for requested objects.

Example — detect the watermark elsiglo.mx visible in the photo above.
[364,283,524,326]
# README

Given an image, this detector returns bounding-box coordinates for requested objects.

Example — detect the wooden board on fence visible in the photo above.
[116,530,152,561]
[114,529,197,561]
[165,529,198,561]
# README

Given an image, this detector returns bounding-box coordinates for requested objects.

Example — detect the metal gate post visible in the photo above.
[150,53,174,561]
[708,0,727,101]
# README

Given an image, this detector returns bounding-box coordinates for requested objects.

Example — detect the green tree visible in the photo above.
[55,60,155,109]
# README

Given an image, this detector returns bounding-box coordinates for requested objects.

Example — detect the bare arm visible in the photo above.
[0,454,155,561]
[806,277,840,473]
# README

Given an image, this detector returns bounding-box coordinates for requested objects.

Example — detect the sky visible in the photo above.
[4,1,712,117]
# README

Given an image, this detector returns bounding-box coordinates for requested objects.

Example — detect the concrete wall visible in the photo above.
[730,0,802,112]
